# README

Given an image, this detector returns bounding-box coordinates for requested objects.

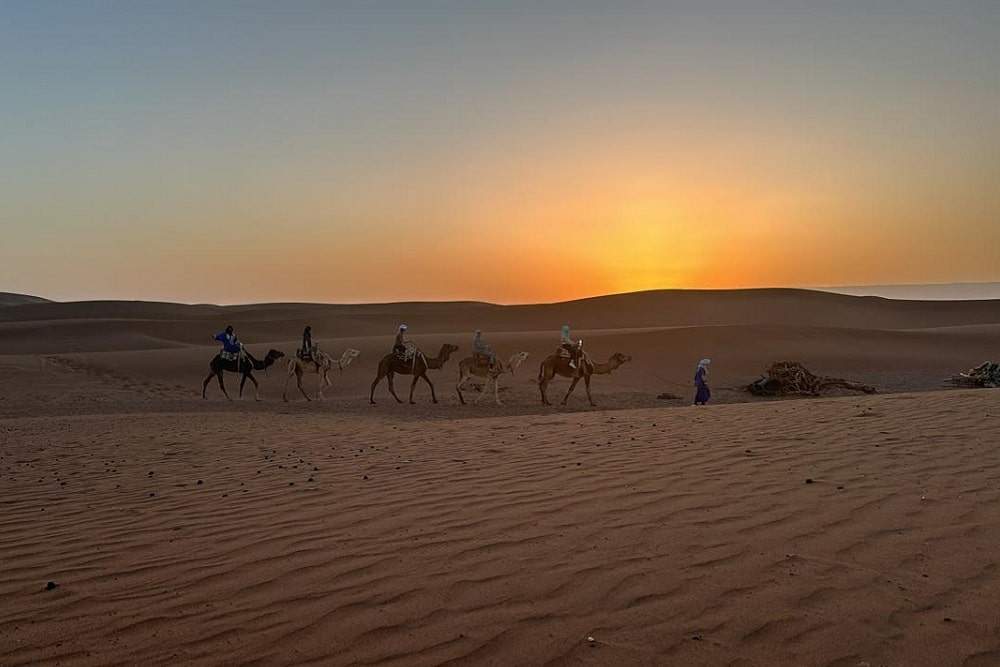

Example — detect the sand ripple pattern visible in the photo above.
[2,391,1000,665]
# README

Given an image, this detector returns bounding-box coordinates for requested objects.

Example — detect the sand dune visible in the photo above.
[2,289,999,665]
[3,289,1000,355]
[2,391,1000,665]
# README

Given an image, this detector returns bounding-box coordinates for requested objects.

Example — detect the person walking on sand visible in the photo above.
[694,358,711,405]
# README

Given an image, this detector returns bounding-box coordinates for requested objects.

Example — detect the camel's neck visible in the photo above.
[426,347,451,369]
[591,358,621,374]
[253,356,275,370]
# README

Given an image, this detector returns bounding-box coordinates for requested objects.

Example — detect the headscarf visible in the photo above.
[561,324,570,336]
[697,358,711,372]
[399,324,408,331]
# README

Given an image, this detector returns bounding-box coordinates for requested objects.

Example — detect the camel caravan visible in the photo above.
[202,322,633,407]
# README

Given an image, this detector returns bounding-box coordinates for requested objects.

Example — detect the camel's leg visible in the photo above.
[473,376,486,405]
[282,369,293,402]
[202,372,215,399]
[316,369,325,401]
[246,373,261,401]
[409,374,420,404]
[494,376,503,406]
[239,373,248,398]
[386,372,403,403]
[369,372,382,404]
[421,373,438,404]
[297,368,311,401]
[562,376,581,405]
[217,372,231,401]
[584,374,596,407]
[456,372,467,405]
[539,374,551,405]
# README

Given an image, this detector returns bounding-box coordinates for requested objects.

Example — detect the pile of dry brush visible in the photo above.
[949,361,1000,388]
[747,361,876,397]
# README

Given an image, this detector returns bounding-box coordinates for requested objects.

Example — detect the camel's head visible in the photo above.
[441,343,460,357]
[266,349,286,362]
[338,348,361,373]
[611,352,632,366]
[507,351,530,374]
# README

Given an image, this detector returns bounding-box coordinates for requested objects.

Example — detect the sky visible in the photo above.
[1,1,998,304]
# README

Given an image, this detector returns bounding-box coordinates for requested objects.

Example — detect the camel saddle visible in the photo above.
[220,350,240,362]
[395,344,418,362]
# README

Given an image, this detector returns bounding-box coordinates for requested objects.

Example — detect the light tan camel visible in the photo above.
[537,351,632,406]
[456,351,530,406]
[370,343,459,404]
[283,346,361,402]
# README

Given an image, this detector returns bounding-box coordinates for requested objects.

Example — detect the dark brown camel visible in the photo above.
[369,343,459,404]
[537,352,631,406]
[201,348,285,401]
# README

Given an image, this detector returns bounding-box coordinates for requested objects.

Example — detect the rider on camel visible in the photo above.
[473,330,496,368]
[559,324,582,369]
[214,325,242,360]
[393,324,410,359]
[299,325,314,361]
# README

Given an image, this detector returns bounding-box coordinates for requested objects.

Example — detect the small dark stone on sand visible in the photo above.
[363,475,369,480]
[837,485,844,490]
[149,492,155,497]
[308,477,314,482]
[45,581,58,591]
[197,480,203,485]
[289,482,295,486]
[944,617,953,623]
[805,478,814,484]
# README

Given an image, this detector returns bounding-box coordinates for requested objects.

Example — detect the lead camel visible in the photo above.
[202,348,285,401]
[537,351,631,406]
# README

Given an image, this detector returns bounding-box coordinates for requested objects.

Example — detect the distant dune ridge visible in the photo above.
[0,292,51,307]
[824,281,1000,301]
[2,287,1000,353]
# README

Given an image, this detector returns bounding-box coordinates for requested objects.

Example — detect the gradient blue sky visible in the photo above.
[2,1,998,303]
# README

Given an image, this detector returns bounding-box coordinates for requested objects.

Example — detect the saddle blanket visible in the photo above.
[395,343,418,362]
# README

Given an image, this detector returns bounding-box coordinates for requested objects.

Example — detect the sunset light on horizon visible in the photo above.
[2,1,999,304]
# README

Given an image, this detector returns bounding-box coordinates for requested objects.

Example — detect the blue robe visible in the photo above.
[215,332,241,354]
[694,367,711,404]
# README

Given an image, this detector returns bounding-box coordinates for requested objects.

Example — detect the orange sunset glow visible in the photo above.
[2,3,998,304]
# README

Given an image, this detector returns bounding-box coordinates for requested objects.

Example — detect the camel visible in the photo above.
[202,348,285,401]
[456,351,530,406]
[369,343,459,405]
[537,351,632,406]
[283,346,361,402]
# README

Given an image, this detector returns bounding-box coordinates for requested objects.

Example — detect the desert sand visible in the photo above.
[1,289,999,665]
